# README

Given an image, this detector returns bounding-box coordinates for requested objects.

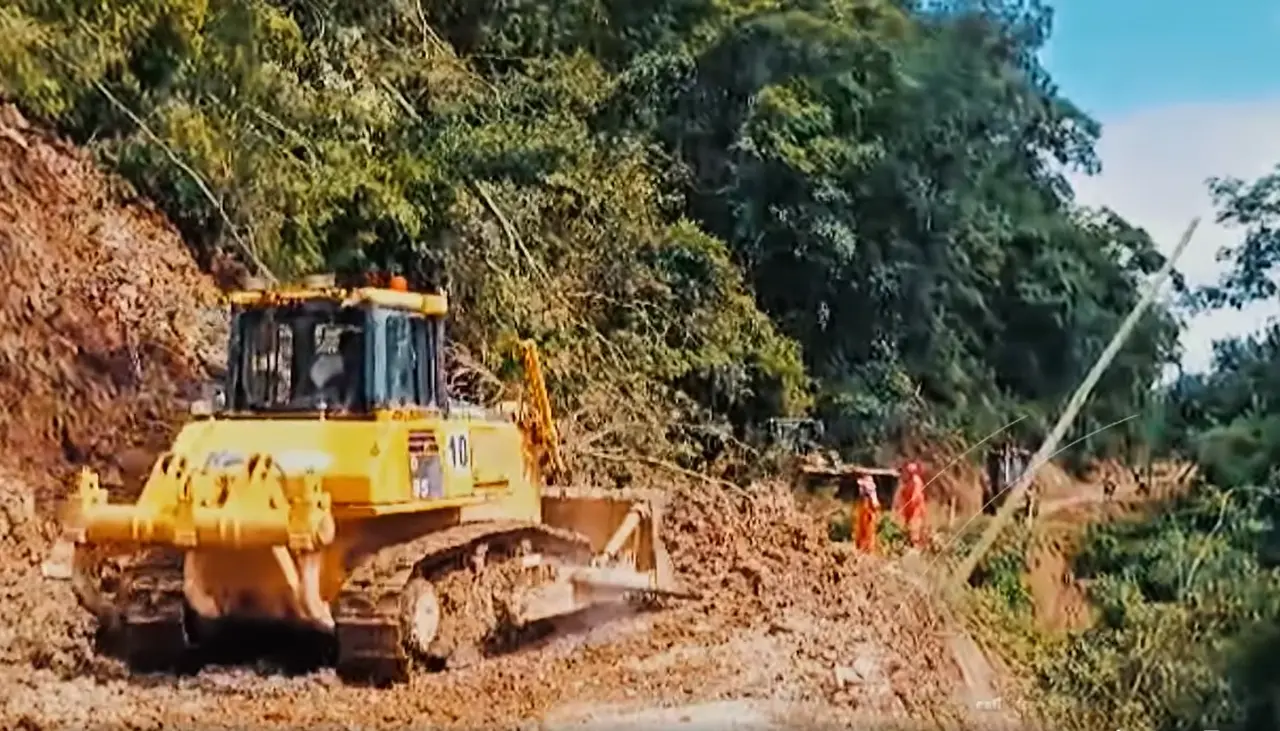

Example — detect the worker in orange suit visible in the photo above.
[853,471,880,553]
[897,461,928,549]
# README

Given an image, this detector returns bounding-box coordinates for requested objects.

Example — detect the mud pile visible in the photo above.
[663,481,963,714]
[0,105,223,490]
[0,107,972,729]
[0,104,224,673]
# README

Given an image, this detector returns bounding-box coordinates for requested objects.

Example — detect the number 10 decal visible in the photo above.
[447,433,470,469]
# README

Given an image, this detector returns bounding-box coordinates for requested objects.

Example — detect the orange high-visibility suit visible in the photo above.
[853,473,880,553]
[898,462,927,548]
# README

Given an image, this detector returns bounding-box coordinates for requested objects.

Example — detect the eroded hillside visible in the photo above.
[0,105,1000,730]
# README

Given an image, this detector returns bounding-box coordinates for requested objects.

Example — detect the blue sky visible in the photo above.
[1042,0,1280,118]
[1039,0,1280,373]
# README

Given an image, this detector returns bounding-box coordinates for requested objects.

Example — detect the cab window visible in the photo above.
[230,303,366,412]
[373,310,438,408]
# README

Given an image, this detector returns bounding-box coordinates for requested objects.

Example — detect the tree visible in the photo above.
[1200,165,1280,309]
[0,0,1180,464]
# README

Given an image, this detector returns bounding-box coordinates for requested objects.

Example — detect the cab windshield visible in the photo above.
[229,302,367,412]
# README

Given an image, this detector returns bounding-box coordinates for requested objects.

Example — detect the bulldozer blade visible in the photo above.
[515,564,699,626]
[569,565,699,599]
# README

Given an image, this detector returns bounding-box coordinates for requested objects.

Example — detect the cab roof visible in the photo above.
[227,274,448,316]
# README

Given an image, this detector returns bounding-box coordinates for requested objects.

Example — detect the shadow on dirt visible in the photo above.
[91,598,667,685]
[93,615,335,681]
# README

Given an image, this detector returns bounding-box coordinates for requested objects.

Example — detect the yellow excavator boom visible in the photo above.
[517,338,567,484]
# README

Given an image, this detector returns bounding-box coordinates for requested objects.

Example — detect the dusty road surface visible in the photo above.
[0,105,1008,730]
[2,472,983,729]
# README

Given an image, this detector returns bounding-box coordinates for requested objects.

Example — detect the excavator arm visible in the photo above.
[508,337,692,602]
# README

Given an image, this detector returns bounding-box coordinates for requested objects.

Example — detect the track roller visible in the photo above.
[332,521,594,685]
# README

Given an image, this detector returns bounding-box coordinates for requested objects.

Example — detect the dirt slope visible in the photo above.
[0,103,224,677]
[1026,459,1196,633]
[0,106,223,490]
[0,105,977,730]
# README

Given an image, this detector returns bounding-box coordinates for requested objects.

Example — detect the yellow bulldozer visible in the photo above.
[46,273,689,684]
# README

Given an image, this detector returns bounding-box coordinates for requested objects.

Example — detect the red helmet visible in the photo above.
[904,462,921,475]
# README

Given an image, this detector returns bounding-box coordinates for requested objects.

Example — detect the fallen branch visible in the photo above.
[469,179,552,285]
[88,79,276,283]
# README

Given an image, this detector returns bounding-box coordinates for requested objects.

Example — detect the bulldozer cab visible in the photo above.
[215,275,448,418]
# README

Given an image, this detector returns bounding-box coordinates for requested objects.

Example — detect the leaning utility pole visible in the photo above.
[949,217,1200,591]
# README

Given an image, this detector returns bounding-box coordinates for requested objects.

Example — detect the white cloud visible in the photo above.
[1067,98,1280,374]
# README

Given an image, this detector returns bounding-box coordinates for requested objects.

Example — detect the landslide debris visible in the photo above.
[0,104,973,730]
[0,104,224,493]
[0,103,224,678]
[5,480,970,729]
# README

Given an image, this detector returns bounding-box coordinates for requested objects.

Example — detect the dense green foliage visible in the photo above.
[1026,483,1280,731]
[0,1,1180,469]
